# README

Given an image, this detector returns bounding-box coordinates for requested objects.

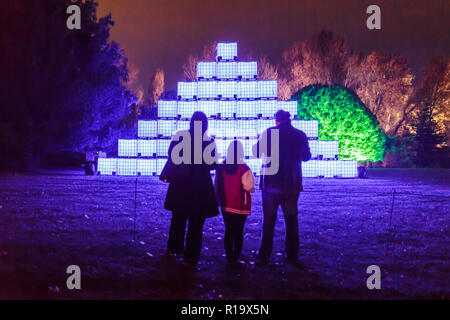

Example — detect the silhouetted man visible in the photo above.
[254,110,311,264]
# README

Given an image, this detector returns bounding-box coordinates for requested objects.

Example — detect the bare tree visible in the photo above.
[345,52,415,135]
[182,42,217,81]
[279,30,349,95]
[411,57,450,145]
[148,68,165,107]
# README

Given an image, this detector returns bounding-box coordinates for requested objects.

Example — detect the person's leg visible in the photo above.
[258,191,280,262]
[184,214,206,265]
[167,210,187,254]
[222,212,235,261]
[280,193,300,262]
[233,215,248,259]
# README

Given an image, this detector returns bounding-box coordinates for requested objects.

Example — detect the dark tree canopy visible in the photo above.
[293,85,386,162]
[0,0,136,170]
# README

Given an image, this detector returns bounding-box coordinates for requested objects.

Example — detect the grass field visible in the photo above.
[0,168,449,299]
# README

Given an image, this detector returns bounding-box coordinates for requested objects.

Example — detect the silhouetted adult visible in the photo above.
[254,110,311,264]
[164,111,218,267]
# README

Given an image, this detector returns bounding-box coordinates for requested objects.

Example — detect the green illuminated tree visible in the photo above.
[293,85,386,162]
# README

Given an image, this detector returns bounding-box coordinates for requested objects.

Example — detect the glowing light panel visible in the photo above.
[118,158,137,176]
[197,62,217,79]
[176,120,190,132]
[217,100,236,118]
[277,101,297,118]
[217,81,237,99]
[338,160,358,178]
[177,82,197,100]
[236,100,258,118]
[157,139,171,157]
[236,119,257,138]
[309,140,338,159]
[118,139,138,157]
[291,119,319,139]
[178,101,198,119]
[259,100,278,118]
[157,100,177,118]
[97,158,117,175]
[137,159,157,175]
[237,62,257,79]
[157,120,177,137]
[198,81,218,99]
[138,120,157,138]
[258,81,277,99]
[137,139,157,157]
[216,43,237,61]
[198,100,217,118]
[217,62,237,79]
[237,81,258,99]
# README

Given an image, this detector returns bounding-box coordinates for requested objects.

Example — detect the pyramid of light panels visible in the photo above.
[98,43,358,178]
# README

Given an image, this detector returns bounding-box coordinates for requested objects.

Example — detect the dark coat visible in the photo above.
[164,130,219,217]
[255,122,311,193]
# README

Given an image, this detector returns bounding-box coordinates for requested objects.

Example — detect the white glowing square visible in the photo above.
[217,81,237,99]
[156,158,168,175]
[118,158,137,176]
[217,100,236,118]
[137,159,157,175]
[157,100,177,118]
[197,100,217,117]
[176,120,190,132]
[338,160,358,178]
[208,119,219,137]
[314,140,338,159]
[236,100,258,118]
[157,139,171,157]
[236,119,257,138]
[237,138,257,158]
[318,160,338,178]
[137,140,157,157]
[214,120,237,138]
[177,82,198,100]
[97,158,117,175]
[177,101,198,119]
[157,120,177,137]
[197,62,217,79]
[237,81,258,99]
[237,62,257,79]
[258,80,277,98]
[302,160,319,177]
[215,139,232,158]
[138,120,157,138]
[291,120,319,139]
[217,62,237,79]
[259,100,278,118]
[256,119,275,135]
[118,139,138,157]
[277,101,297,118]
[216,43,237,61]
[197,81,218,99]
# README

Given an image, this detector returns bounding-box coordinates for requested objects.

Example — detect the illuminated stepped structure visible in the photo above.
[98,43,358,178]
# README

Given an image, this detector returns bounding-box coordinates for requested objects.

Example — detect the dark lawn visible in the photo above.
[0,168,448,299]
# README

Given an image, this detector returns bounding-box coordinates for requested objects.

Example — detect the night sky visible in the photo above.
[97,0,449,92]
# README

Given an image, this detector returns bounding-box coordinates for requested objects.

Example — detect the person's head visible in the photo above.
[190,111,208,134]
[224,140,244,173]
[275,109,291,126]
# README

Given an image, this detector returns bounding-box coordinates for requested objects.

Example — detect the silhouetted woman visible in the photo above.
[164,111,219,267]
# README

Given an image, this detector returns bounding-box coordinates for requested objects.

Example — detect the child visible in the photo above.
[215,140,255,264]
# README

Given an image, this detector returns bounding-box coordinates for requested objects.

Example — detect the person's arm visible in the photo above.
[299,132,311,162]
[242,169,255,193]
